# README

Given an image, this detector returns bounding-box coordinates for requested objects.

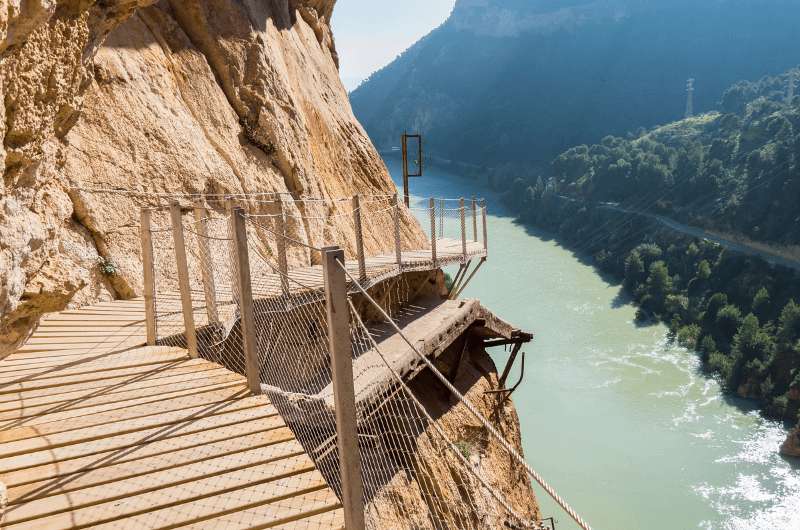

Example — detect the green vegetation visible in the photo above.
[454,440,473,459]
[538,68,800,245]
[97,256,118,277]
[508,69,800,426]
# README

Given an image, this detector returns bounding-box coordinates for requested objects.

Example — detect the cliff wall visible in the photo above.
[1,0,425,355]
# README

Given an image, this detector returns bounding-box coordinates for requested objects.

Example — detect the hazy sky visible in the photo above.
[332,0,456,91]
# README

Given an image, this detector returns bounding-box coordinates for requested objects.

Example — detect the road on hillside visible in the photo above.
[597,202,800,272]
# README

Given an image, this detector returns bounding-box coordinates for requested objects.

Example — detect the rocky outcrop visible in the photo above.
[370,338,541,527]
[781,426,800,458]
[1,0,426,356]
[1,0,156,355]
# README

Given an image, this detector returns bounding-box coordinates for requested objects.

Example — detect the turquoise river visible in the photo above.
[386,157,800,530]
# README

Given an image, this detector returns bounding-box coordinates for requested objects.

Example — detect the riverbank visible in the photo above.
[506,187,800,431]
[387,155,800,529]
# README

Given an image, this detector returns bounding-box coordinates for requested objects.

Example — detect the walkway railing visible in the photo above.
[139,194,488,352]
[136,193,591,530]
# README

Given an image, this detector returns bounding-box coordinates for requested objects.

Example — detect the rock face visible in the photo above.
[372,340,541,527]
[1,0,157,355]
[1,0,425,355]
[781,426,800,458]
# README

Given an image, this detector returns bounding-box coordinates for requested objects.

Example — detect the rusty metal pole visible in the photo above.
[322,246,366,530]
[402,133,410,207]
[393,193,402,270]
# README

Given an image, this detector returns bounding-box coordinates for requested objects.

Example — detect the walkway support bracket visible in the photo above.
[322,246,366,530]
[451,258,486,300]
[170,202,199,358]
[232,207,262,395]
[193,201,219,325]
[140,208,157,346]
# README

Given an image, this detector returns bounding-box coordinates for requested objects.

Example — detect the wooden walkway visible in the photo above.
[0,237,489,529]
[0,301,343,530]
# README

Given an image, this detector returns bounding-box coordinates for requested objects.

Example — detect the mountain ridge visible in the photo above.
[351,0,800,172]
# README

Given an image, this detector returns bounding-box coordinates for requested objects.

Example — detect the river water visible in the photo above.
[385,157,800,530]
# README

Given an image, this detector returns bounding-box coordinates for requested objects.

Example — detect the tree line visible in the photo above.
[504,68,800,429]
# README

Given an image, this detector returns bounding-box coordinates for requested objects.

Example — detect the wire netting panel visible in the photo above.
[149,208,184,347]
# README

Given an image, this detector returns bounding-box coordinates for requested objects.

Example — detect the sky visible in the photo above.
[331,0,456,91]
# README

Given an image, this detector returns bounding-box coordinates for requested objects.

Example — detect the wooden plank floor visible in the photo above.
[0,239,485,529]
[0,303,343,529]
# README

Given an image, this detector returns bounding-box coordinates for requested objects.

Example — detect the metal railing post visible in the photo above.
[276,198,291,300]
[140,208,157,346]
[472,197,478,242]
[322,246,366,530]
[169,202,199,358]
[225,196,241,303]
[439,198,444,237]
[193,201,219,324]
[460,197,467,261]
[482,199,488,252]
[352,194,367,282]
[231,207,262,395]
[393,193,402,269]
[429,198,437,265]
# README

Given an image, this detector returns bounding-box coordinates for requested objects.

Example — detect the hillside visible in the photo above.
[543,67,800,245]
[351,0,800,173]
[512,68,800,446]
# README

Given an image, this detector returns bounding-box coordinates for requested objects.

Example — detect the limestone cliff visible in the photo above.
[383,341,541,527]
[0,0,425,355]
